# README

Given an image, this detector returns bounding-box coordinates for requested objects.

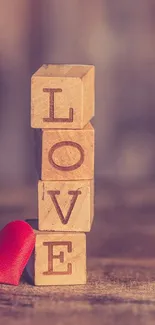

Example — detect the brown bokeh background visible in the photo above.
[1,0,155,259]
[1,0,155,185]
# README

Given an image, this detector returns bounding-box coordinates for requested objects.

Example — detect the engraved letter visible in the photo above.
[43,88,73,123]
[47,190,82,224]
[48,141,84,171]
[43,241,72,275]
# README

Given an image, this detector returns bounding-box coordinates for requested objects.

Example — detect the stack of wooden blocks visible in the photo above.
[30,64,95,285]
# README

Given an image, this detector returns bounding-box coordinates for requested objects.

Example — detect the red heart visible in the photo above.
[0,220,35,285]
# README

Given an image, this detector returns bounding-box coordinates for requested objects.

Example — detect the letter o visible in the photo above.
[48,141,84,171]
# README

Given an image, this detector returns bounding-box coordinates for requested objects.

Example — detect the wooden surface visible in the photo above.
[41,123,94,180]
[31,64,95,129]
[1,258,155,325]
[0,179,155,324]
[38,180,94,231]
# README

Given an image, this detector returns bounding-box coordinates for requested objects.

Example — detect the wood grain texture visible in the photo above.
[5,258,155,300]
[26,221,86,286]
[41,123,94,180]
[31,64,95,129]
[2,258,155,325]
[38,179,94,232]
[0,181,155,324]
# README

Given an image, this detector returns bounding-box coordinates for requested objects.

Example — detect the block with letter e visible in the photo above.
[31,64,95,129]
[26,220,86,285]
[34,122,94,181]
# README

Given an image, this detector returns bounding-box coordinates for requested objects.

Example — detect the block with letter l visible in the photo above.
[31,64,95,129]
[26,220,86,285]
[34,122,94,181]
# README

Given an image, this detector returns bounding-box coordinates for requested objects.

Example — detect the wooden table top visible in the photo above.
[0,179,155,324]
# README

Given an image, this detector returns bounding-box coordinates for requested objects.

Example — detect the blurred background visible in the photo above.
[1,0,155,258]
[1,0,155,185]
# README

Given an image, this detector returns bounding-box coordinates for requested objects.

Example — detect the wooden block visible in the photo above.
[35,122,94,180]
[31,64,95,129]
[38,179,94,232]
[26,220,86,286]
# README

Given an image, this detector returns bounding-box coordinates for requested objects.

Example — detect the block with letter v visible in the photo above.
[38,180,94,232]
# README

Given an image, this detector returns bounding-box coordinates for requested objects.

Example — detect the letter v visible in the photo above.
[47,190,82,224]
